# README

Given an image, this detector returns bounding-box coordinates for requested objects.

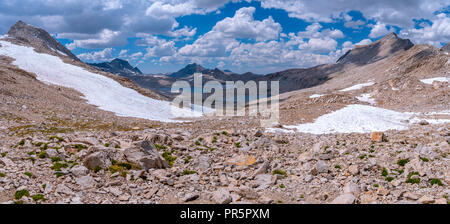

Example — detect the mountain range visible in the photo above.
[0,20,448,205]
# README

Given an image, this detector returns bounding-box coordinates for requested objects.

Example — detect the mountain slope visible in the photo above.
[336,33,413,65]
[262,33,415,94]
[89,58,143,77]
[6,21,79,61]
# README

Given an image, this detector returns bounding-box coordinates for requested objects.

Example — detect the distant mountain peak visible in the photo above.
[6,20,79,61]
[337,32,413,65]
[169,63,208,78]
[89,58,142,76]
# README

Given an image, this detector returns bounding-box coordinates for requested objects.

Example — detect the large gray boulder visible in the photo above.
[124,140,169,170]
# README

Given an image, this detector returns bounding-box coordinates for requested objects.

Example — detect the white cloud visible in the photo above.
[213,7,282,41]
[137,35,177,58]
[178,6,282,57]
[399,13,450,47]
[167,26,197,38]
[344,20,366,29]
[118,49,128,58]
[259,0,449,28]
[369,21,396,38]
[77,48,113,62]
[61,29,127,49]
[102,0,123,10]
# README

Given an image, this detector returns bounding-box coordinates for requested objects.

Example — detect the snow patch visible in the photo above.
[0,41,203,122]
[268,104,450,135]
[356,93,376,105]
[339,82,374,92]
[309,94,325,99]
[420,77,449,85]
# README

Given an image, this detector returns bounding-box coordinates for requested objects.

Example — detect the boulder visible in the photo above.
[124,140,169,170]
[83,151,111,170]
[212,188,232,204]
[331,194,356,204]
[371,132,386,142]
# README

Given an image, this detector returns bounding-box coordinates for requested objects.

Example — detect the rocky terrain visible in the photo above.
[0,21,448,204]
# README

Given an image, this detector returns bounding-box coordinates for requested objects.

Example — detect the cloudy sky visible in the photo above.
[0,0,449,74]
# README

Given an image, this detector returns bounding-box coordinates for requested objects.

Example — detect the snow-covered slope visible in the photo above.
[269,104,449,134]
[0,41,202,122]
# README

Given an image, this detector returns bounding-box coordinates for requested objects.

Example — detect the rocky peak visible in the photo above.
[337,32,414,65]
[89,58,143,76]
[169,63,208,78]
[7,20,79,61]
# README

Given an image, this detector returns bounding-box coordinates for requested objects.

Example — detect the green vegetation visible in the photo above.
[194,141,201,146]
[24,172,33,177]
[14,189,30,200]
[104,143,110,147]
[279,184,286,188]
[334,165,341,169]
[162,150,177,167]
[18,139,25,146]
[373,184,379,188]
[184,156,192,164]
[234,142,242,148]
[385,176,394,182]
[93,166,102,173]
[49,136,64,142]
[359,154,367,159]
[221,131,229,136]
[50,162,68,171]
[50,157,61,162]
[212,136,218,143]
[420,157,429,162]
[154,144,167,150]
[430,178,444,186]
[1,152,6,157]
[38,151,47,159]
[406,172,420,184]
[272,169,288,177]
[72,144,87,151]
[397,159,409,166]
[32,194,46,202]
[182,170,197,176]
[0,172,5,177]
[381,168,388,177]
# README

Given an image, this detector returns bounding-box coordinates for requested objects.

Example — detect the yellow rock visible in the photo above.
[226,155,257,166]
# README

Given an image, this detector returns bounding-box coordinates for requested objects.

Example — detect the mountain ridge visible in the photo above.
[6,20,80,61]
[89,58,143,77]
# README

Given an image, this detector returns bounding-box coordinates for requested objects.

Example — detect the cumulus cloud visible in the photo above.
[62,29,127,49]
[259,0,448,28]
[399,13,450,47]
[136,35,177,59]
[178,7,282,57]
[369,22,396,38]
[213,7,282,41]
[77,48,113,62]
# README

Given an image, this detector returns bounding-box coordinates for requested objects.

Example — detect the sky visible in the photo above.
[0,0,449,74]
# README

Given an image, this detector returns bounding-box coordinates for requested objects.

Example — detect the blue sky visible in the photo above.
[0,0,448,74]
